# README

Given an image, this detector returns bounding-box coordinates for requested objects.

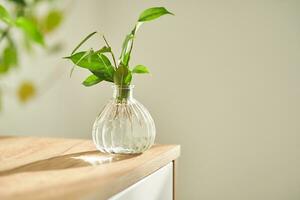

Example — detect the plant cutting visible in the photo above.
[64,7,173,154]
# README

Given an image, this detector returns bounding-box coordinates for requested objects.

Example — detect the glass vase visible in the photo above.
[92,85,156,154]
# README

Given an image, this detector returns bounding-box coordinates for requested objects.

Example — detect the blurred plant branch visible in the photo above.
[0,0,65,110]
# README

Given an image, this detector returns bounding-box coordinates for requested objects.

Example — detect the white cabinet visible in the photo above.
[110,162,173,200]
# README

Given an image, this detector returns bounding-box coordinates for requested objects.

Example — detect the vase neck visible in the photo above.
[113,85,134,101]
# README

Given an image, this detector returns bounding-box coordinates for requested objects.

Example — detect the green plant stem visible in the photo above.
[128,38,135,61]
[116,87,130,102]
[128,27,136,55]
[125,24,139,66]
[102,35,117,69]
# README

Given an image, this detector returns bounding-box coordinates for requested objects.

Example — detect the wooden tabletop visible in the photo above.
[0,136,180,200]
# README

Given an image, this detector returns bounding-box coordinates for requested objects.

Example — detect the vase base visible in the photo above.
[95,145,151,155]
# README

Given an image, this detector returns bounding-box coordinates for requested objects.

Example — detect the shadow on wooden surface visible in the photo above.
[0,151,138,177]
[0,136,14,140]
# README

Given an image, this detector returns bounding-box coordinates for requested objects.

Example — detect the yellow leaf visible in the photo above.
[17,81,36,103]
[43,10,63,34]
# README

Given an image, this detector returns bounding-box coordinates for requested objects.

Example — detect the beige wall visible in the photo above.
[1,0,300,199]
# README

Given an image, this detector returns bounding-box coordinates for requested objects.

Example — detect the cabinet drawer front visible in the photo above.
[110,162,173,200]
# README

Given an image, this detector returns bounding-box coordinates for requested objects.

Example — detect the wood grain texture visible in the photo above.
[0,136,180,200]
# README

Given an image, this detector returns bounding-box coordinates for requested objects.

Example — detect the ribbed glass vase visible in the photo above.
[92,85,156,154]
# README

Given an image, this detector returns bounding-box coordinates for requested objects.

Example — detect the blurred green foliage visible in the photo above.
[0,0,64,109]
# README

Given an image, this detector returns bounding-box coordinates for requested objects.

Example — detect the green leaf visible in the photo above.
[0,43,18,74]
[68,49,91,77]
[138,7,173,22]
[91,68,114,83]
[0,4,14,25]
[96,46,111,54]
[43,10,63,33]
[8,0,26,6]
[132,65,149,74]
[3,44,18,67]
[0,63,9,74]
[82,74,103,86]
[125,70,132,84]
[123,52,130,66]
[65,51,111,71]
[16,17,44,45]
[71,31,97,55]
[114,64,131,86]
[90,61,115,82]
